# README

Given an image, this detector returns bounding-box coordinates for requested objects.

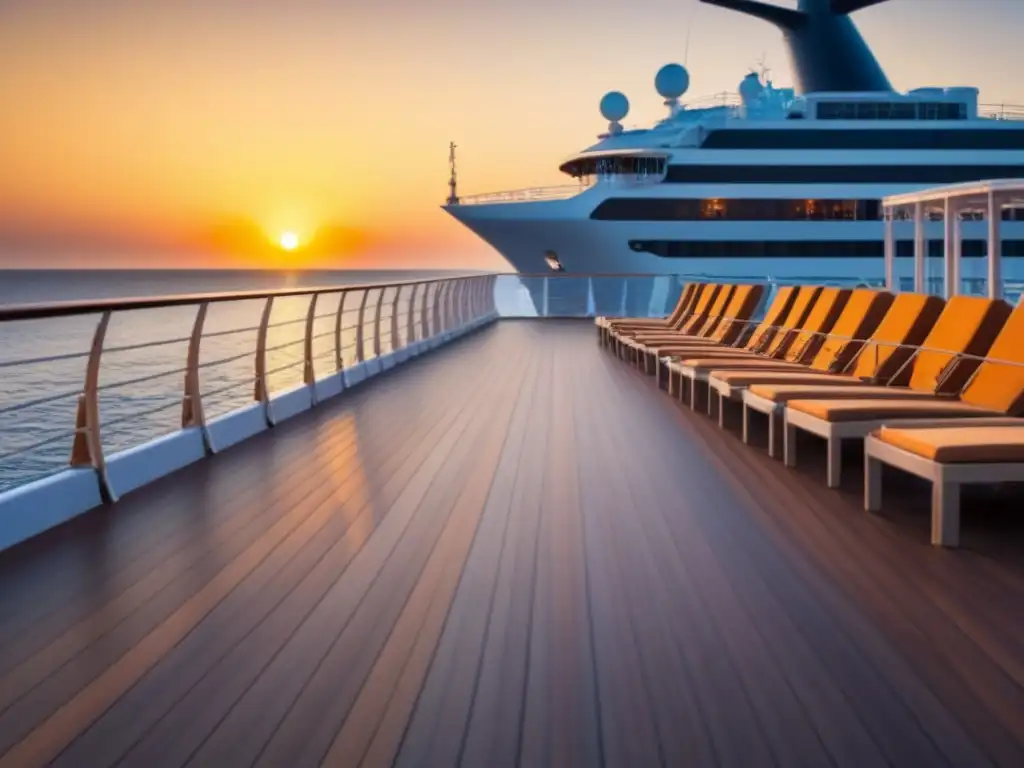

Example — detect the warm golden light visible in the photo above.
[279,231,299,251]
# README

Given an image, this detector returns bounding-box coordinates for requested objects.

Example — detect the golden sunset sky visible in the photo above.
[1,0,1021,270]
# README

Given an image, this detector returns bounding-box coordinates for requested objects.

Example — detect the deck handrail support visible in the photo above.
[372,288,386,358]
[70,310,118,503]
[406,283,419,343]
[303,293,319,406]
[334,289,349,371]
[459,278,470,326]
[487,274,497,314]
[181,301,214,455]
[254,296,275,427]
[432,283,444,336]
[390,285,403,353]
[913,202,926,294]
[422,283,433,339]
[355,289,370,363]
[462,278,473,325]
[439,281,453,333]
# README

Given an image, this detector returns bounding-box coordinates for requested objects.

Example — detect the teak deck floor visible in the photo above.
[0,320,1023,768]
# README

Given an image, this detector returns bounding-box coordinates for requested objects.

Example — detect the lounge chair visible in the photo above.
[600,282,699,345]
[705,287,894,425]
[781,296,1016,487]
[666,286,850,410]
[618,283,722,360]
[733,292,945,452]
[864,421,1024,547]
[622,283,735,365]
[629,283,766,375]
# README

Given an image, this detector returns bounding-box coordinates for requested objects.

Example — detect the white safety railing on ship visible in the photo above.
[454,185,587,206]
[0,275,499,499]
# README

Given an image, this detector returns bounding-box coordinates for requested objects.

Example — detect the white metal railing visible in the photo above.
[979,103,1024,121]
[0,274,498,498]
[454,185,587,206]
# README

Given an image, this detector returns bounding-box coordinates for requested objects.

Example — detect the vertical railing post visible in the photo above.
[355,289,370,363]
[303,293,319,405]
[372,288,386,358]
[470,277,482,321]
[70,310,117,503]
[407,283,419,344]
[450,279,463,329]
[182,301,214,454]
[334,290,349,371]
[435,282,448,334]
[254,296,275,426]
[542,276,550,317]
[487,275,497,316]
[422,283,433,339]
[390,285,402,353]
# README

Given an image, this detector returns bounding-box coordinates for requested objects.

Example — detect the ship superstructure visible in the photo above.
[445,0,1024,312]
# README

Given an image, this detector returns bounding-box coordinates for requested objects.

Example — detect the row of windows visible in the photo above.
[699,128,1024,150]
[561,156,666,179]
[815,101,966,121]
[663,164,1024,184]
[592,198,883,221]
[629,239,1024,259]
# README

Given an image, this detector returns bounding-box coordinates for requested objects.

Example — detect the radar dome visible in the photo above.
[655,64,690,100]
[738,72,765,102]
[599,91,630,122]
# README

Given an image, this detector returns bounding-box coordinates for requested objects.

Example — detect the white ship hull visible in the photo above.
[446,190,1024,284]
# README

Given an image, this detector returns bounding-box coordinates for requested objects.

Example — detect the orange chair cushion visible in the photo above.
[787,398,995,423]
[876,424,1024,463]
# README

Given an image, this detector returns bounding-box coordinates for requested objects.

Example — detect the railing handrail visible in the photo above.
[0,272,494,322]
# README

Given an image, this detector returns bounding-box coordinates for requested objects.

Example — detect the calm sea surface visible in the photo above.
[0,269,473,491]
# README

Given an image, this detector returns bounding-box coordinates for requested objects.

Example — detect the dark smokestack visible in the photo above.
[698,0,893,94]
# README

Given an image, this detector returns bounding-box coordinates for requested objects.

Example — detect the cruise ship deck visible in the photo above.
[1,319,1023,767]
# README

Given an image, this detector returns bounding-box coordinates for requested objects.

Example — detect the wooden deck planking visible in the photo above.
[0,320,1020,767]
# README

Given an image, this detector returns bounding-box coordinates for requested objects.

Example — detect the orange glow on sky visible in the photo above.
[0,0,1021,270]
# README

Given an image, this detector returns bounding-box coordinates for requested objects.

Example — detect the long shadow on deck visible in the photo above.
[0,320,1022,767]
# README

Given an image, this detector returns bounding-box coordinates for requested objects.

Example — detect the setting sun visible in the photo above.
[279,231,300,251]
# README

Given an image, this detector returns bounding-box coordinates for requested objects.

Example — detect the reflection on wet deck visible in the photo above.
[0,320,1022,767]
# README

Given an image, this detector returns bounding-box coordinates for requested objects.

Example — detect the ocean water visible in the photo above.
[0,269,472,492]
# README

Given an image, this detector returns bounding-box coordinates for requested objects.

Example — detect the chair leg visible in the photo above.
[718,394,727,429]
[865,454,882,511]
[742,404,751,444]
[782,422,797,466]
[826,439,842,488]
[667,368,675,398]
[931,481,961,548]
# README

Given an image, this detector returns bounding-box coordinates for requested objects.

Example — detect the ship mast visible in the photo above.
[446,142,459,205]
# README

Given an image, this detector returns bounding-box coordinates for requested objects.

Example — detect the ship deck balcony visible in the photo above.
[0,275,1023,767]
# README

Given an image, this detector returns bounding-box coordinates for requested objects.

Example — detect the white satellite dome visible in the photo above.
[655,63,690,100]
[739,72,765,102]
[599,91,630,122]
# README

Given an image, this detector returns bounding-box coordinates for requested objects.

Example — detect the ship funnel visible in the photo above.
[698,0,894,94]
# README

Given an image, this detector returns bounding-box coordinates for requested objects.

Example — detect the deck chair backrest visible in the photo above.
[908,295,1011,394]
[742,285,798,351]
[693,284,738,337]
[711,284,766,344]
[679,284,721,333]
[962,302,1024,414]
[808,289,894,372]
[665,282,699,327]
[849,293,945,382]
[684,282,724,331]
[781,287,852,363]
[763,285,824,357]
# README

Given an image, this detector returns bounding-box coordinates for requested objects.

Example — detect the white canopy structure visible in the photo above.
[883,180,1024,299]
